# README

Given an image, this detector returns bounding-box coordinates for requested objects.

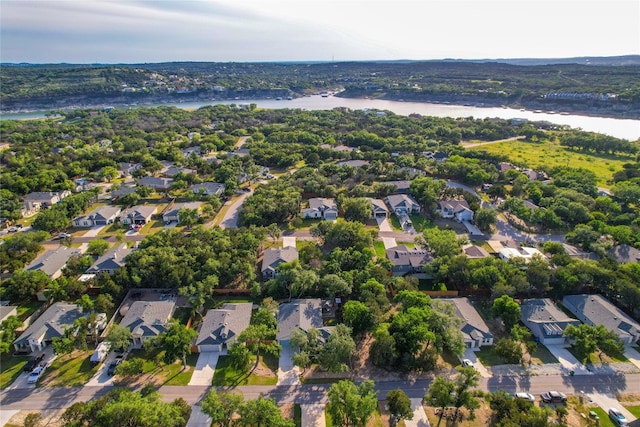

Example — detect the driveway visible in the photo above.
[403,398,431,427]
[624,346,640,371]
[186,405,212,427]
[381,237,397,250]
[277,341,301,385]
[301,404,326,427]
[377,217,393,232]
[6,349,56,390]
[218,193,250,229]
[544,344,591,375]
[462,348,491,378]
[282,236,296,248]
[188,351,223,386]
[82,225,105,238]
[586,392,636,423]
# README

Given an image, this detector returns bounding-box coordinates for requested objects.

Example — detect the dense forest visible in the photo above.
[2,60,639,118]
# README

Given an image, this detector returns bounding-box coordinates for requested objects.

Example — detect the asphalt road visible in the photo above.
[3,374,639,411]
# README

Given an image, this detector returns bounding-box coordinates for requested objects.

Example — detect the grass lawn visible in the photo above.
[624,405,640,418]
[125,348,197,386]
[40,350,99,387]
[0,354,29,389]
[373,240,386,258]
[468,138,633,186]
[389,215,403,232]
[567,346,627,364]
[16,300,44,321]
[323,407,386,427]
[212,355,277,386]
[163,354,198,386]
[588,407,616,427]
[530,345,559,364]
[204,296,254,310]
[474,346,510,366]
[139,219,165,235]
[409,214,432,232]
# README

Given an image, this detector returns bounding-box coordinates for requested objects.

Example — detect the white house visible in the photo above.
[386,194,421,215]
[162,202,202,224]
[437,199,474,223]
[26,246,80,279]
[261,246,299,281]
[301,198,338,220]
[120,205,157,225]
[73,205,121,227]
[368,198,389,219]
[498,247,545,263]
[23,191,71,214]
[439,298,494,349]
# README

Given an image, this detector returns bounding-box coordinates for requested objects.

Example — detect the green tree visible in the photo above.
[152,320,197,367]
[114,358,144,377]
[177,208,199,228]
[0,269,51,300]
[422,228,462,258]
[200,390,244,427]
[425,376,456,427]
[494,338,523,364]
[239,323,280,372]
[387,389,413,425]
[491,295,521,330]
[343,301,374,335]
[99,166,119,182]
[318,324,356,372]
[474,208,497,232]
[237,396,295,427]
[342,197,373,223]
[0,315,22,354]
[106,324,133,352]
[452,366,481,418]
[327,380,378,427]
[87,239,110,256]
[227,342,251,373]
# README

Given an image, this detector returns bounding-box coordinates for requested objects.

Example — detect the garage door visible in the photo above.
[95,220,107,226]
[198,345,221,352]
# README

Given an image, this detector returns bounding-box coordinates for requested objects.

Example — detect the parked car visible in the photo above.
[7,225,22,232]
[27,365,45,384]
[58,232,71,239]
[107,358,122,376]
[608,408,628,426]
[514,392,535,402]
[540,391,567,403]
[462,359,474,367]
[23,353,45,372]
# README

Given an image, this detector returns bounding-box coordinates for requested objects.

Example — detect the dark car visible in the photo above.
[107,359,122,376]
[23,353,45,372]
[540,391,567,403]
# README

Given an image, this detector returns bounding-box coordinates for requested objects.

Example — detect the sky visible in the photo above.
[1,0,638,63]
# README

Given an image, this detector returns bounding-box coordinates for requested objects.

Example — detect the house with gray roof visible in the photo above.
[277,299,332,343]
[440,298,494,349]
[607,244,640,264]
[386,194,421,215]
[87,243,132,275]
[26,246,80,279]
[190,182,226,196]
[562,294,640,345]
[0,305,18,324]
[120,162,142,177]
[261,246,299,281]
[23,191,71,214]
[368,198,389,219]
[162,202,202,224]
[301,198,338,221]
[196,303,253,352]
[163,166,197,178]
[462,244,490,259]
[119,301,175,348]
[386,245,432,276]
[521,298,580,345]
[138,176,174,191]
[383,180,412,193]
[13,302,86,353]
[111,185,137,199]
[72,205,122,227]
[437,199,474,223]
[337,160,369,168]
[120,205,157,225]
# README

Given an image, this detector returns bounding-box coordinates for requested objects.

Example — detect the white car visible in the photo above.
[462,359,474,367]
[27,365,45,384]
[514,392,535,402]
[58,232,71,239]
[608,408,628,426]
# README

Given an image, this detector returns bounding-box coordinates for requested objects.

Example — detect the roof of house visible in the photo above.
[76,205,121,223]
[462,244,491,259]
[87,243,133,274]
[122,205,157,220]
[383,180,412,191]
[498,247,545,261]
[368,198,388,212]
[337,160,369,168]
[0,306,18,321]
[163,202,202,219]
[563,294,640,340]
[521,298,576,324]
[120,301,175,338]
[190,182,225,195]
[277,299,323,341]
[262,246,299,273]
[13,303,85,347]
[438,199,472,213]
[308,198,337,212]
[23,191,64,201]
[386,245,432,268]
[164,166,197,177]
[26,246,80,277]
[439,298,493,342]
[607,244,640,264]
[138,176,174,189]
[196,303,253,347]
[111,186,137,198]
[386,194,420,210]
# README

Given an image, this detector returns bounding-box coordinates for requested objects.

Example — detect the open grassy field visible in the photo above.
[467,139,633,187]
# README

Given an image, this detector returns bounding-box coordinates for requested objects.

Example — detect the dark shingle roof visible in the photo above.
[13,303,85,347]
[277,299,323,341]
[120,301,175,339]
[196,303,253,347]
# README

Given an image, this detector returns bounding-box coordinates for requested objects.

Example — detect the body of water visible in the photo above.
[2,95,639,140]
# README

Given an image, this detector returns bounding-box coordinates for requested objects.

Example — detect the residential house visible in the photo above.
[437,199,474,222]
[520,298,580,345]
[337,160,369,168]
[368,198,389,219]
[72,205,121,227]
[385,245,432,276]
[607,244,640,264]
[23,191,70,214]
[498,247,546,263]
[398,167,426,177]
[182,146,202,157]
[138,176,174,191]
[162,202,202,224]
[86,243,132,275]
[163,166,197,178]
[498,162,516,173]
[440,298,494,349]
[386,194,421,215]
[301,198,338,221]
[261,246,299,281]
[382,180,412,193]
[276,299,332,343]
[462,244,491,259]
[111,185,137,199]
[190,182,226,196]
[0,306,18,324]
[562,294,640,345]
[120,205,157,225]
[119,162,142,177]
[13,303,89,353]
[195,303,252,352]
[432,152,449,162]
[120,301,175,348]
[26,246,80,279]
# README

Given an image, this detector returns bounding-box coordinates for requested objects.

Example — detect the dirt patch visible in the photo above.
[280,403,296,422]
[5,409,65,427]
[424,401,492,427]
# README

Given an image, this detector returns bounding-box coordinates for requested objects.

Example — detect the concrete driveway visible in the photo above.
[85,352,120,386]
[218,193,250,229]
[544,344,591,375]
[462,349,491,378]
[189,351,223,386]
[282,236,296,248]
[186,405,213,427]
[404,398,431,427]
[6,349,56,390]
[586,392,636,423]
[381,237,397,249]
[82,225,105,237]
[277,341,301,385]
[377,217,393,232]
[624,346,640,371]
[301,404,326,427]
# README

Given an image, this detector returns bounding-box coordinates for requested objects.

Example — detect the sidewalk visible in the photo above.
[301,404,326,427]
[404,398,431,427]
[544,344,592,375]
[624,346,640,371]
